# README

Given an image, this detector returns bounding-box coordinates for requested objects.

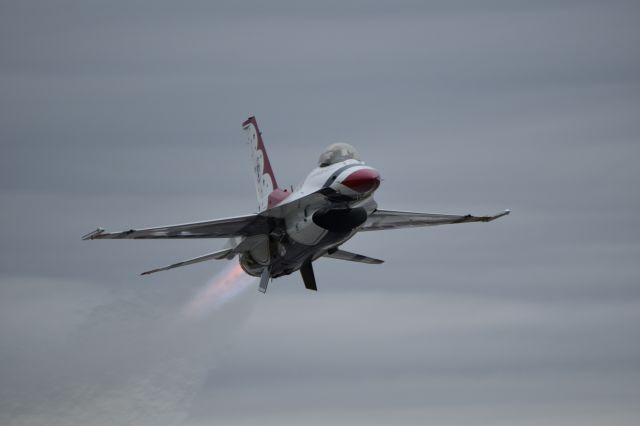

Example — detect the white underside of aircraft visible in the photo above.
[83,116,509,292]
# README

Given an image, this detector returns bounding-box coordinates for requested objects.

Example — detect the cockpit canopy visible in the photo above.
[318,143,360,167]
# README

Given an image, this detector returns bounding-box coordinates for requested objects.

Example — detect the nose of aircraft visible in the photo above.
[341,168,381,193]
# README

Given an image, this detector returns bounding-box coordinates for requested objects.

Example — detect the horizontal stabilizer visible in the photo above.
[141,248,233,275]
[324,248,383,264]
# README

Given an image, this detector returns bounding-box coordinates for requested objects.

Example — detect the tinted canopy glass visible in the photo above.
[318,143,360,167]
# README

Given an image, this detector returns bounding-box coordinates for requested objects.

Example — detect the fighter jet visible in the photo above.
[83,116,509,292]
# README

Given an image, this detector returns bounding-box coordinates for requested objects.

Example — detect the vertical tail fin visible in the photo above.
[242,116,278,212]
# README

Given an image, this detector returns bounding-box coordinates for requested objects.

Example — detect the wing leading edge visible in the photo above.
[82,213,268,240]
[360,209,510,231]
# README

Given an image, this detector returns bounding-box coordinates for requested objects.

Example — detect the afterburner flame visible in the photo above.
[183,261,256,318]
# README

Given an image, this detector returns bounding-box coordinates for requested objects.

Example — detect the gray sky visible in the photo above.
[1,1,639,425]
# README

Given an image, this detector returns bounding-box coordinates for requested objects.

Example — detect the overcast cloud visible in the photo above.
[1,1,639,425]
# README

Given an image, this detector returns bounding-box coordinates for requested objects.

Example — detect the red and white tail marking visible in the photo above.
[242,116,278,212]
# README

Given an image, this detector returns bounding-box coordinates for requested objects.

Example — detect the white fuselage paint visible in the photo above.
[234,155,381,278]
[273,159,378,247]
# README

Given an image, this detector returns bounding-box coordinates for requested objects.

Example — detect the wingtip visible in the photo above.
[82,228,105,240]
[490,209,511,221]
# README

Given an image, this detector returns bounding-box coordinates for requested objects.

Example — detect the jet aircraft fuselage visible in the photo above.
[238,157,380,279]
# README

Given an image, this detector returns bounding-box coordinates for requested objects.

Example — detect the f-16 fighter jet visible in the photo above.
[83,117,509,293]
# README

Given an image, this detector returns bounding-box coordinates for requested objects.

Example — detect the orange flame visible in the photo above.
[183,261,256,318]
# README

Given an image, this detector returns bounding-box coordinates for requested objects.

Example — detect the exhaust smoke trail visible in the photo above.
[183,260,257,319]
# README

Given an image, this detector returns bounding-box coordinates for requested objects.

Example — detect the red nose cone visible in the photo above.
[341,168,381,193]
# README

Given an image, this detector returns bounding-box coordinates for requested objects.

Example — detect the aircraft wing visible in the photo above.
[82,213,269,240]
[82,188,333,241]
[360,209,510,231]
